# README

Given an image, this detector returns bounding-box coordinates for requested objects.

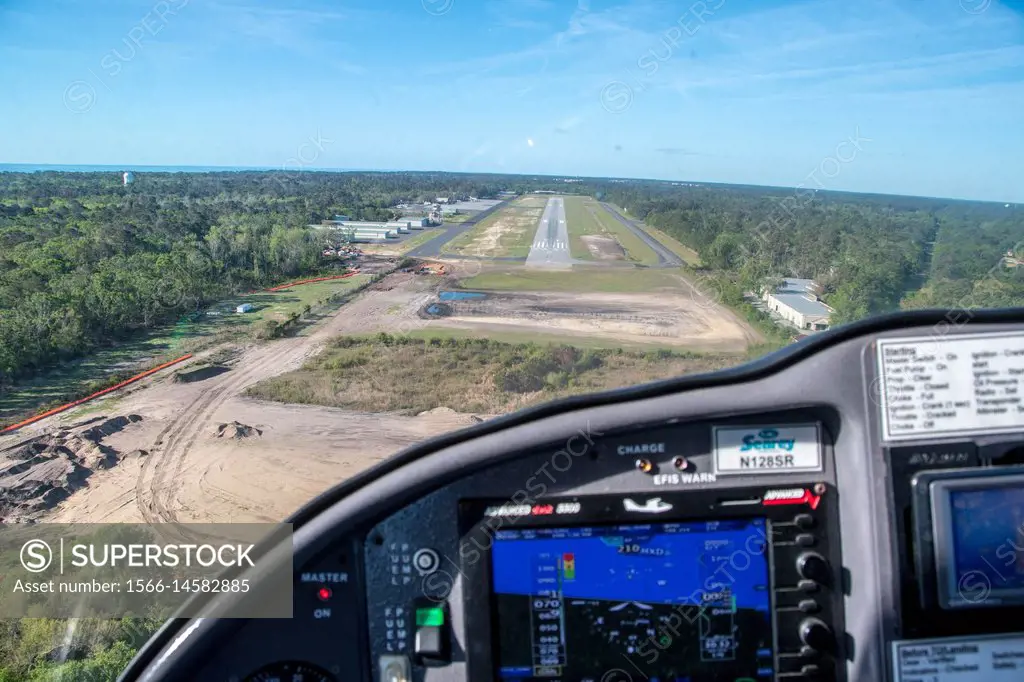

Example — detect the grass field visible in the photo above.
[605,205,703,266]
[441,196,546,257]
[401,327,694,352]
[244,335,737,414]
[457,266,689,293]
[563,196,605,260]
[563,196,660,265]
[641,224,702,266]
[210,275,373,325]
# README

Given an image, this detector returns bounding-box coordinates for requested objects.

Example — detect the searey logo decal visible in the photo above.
[762,488,821,510]
[740,428,795,452]
[623,497,673,514]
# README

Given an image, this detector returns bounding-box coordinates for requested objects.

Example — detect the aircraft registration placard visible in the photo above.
[712,424,822,475]
[893,633,1024,681]
[876,331,1024,442]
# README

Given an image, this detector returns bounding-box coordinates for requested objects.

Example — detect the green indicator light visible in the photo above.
[416,607,445,627]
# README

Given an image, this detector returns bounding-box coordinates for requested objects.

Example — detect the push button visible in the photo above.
[798,599,820,613]
[794,513,816,529]
[415,626,443,658]
[796,533,816,547]
[799,645,820,659]
[797,579,820,593]
[414,605,448,661]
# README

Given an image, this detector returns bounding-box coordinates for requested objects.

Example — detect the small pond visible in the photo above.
[438,291,488,301]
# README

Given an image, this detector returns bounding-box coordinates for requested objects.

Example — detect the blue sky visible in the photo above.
[1,0,1022,202]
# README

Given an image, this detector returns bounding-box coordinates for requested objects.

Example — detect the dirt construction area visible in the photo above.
[420,289,754,351]
[0,265,757,525]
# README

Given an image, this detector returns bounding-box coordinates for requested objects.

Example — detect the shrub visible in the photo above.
[549,345,579,369]
[496,368,544,393]
[28,640,137,682]
[253,320,280,340]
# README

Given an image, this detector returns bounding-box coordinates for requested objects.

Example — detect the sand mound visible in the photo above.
[417,406,459,417]
[416,407,489,425]
[214,422,263,439]
[0,415,145,521]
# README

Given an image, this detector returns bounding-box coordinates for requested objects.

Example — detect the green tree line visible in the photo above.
[592,182,1023,323]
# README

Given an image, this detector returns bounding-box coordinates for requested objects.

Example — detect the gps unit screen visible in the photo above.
[949,484,1024,603]
[490,519,773,682]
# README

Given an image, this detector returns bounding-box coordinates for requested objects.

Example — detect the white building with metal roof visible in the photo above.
[387,218,428,229]
[762,278,833,331]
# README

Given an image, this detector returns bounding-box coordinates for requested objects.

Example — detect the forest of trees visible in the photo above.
[1,170,1022,391]
[592,182,1024,325]
[0,171,521,388]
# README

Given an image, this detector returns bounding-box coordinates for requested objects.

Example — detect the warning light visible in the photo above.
[416,606,445,627]
[317,587,332,602]
[531,504,554,515]
[635,458,655,474]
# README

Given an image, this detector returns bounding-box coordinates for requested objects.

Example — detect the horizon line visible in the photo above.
[0,163,1017,206]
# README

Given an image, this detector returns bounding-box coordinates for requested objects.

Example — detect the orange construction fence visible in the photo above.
[0,354,194,434]
[264,271,360,292]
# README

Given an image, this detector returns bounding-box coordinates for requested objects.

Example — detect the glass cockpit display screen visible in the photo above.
[940,481,1024,607]
[490,519,773,682]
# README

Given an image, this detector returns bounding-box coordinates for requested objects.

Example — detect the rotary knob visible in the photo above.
[799,617,834,653]
[797,552,830,584]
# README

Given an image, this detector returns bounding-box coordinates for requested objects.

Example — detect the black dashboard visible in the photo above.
[122,310,1024,682]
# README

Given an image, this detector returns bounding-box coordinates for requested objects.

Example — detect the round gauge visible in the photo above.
[242,661,336,682]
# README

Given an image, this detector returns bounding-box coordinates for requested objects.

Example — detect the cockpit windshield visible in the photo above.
[0,0,1021,679]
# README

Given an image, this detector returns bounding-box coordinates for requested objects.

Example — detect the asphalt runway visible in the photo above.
[525,197,571,268]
